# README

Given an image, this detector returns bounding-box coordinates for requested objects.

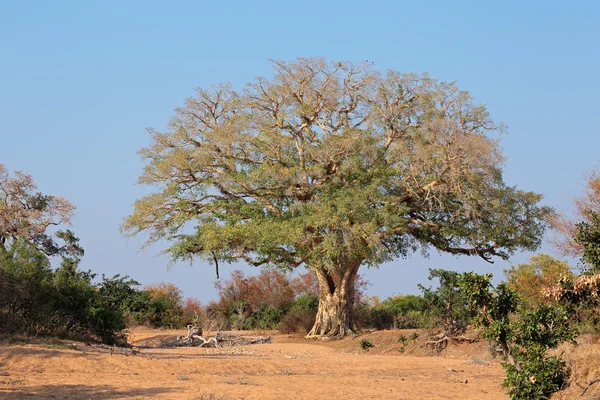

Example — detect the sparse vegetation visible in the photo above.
[194,394,245,400]
[360,339,374,350]
[1,55,599,400]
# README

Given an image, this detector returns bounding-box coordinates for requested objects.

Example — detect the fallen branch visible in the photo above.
[581,378,600,397]
[167,330,272,349]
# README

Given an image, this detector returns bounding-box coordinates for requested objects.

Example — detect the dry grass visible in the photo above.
[552,333,600,399]
[194,394,245,400]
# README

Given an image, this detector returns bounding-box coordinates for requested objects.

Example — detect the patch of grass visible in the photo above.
[398,335,408,344]
[409,332,419,341]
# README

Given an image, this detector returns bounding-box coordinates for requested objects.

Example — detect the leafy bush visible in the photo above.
[460,272,576,400]
[0,240,135,344]
[419,269,476,333]
[279,292,318,334]
[355,302,395,330]
[245,305,284,330]
[575,210,600,274]
[360,339,374,350]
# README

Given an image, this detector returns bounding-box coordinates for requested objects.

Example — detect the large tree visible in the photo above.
[123,58,550,338]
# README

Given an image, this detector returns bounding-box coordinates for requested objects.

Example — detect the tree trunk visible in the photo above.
[306,261,361,339]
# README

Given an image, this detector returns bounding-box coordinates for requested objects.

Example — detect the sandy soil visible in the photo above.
[0,328,508,400]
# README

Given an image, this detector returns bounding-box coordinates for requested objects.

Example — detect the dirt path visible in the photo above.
[0,330,507,400]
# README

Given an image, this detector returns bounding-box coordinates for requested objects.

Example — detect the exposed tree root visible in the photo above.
[425,334,449,354]
[425,331,481,354]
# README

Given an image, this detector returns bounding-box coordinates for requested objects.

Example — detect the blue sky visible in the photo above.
[1,1,598,302]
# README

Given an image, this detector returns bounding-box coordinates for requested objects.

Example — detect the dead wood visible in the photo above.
[581,378,600,397]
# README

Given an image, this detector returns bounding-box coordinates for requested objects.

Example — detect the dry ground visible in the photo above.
[0,328,508,400]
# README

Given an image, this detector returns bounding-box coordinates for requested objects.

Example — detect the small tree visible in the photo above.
[419,268,475,333]
[123,58,550,338]
[460,272,576,400]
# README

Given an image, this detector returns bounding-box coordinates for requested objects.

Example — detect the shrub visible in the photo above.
[245,305,284,330]
[279,292,318,334]
[0,240,134,344]
[460,272,576,400]
[360,339,374,350]
[419,269,476,333]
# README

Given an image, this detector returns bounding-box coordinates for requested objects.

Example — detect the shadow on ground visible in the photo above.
[0,384,175,399]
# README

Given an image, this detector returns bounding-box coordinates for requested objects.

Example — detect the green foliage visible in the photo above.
[360,339,374,350]
[419,269,476,332]
[459,272,576,400]
[125,59,550,270]
[379,294,426,316]
[355,302,395,330]
[124,58,550,336]
[245,305,285,330]
[0,240,136,344]
[144,287,185,329]
[397,332,419,353]
[355,294,428,330]
[575,210,600,273]
[279,292,318,334]
[504,352,568,400]
[293,292,319,313]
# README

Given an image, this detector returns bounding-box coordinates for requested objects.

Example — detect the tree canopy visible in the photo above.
[0,163,82,258]
[124,58,550,337]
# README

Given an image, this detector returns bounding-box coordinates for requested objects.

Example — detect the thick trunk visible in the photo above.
[306,261,361,339]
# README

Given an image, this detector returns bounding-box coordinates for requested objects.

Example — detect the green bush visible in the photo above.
[360,339,374,350]
[419,269,476,333]
[0,240,135,344]
[504,351,568,400]
[279,292,318,334]
[245,305,284,330]
[460,272,576,400]
[355,304,394,330]
[358,295,428,330]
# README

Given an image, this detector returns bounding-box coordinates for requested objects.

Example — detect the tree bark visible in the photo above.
[306,261,361,339]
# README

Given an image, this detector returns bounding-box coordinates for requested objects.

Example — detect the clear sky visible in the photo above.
[1,1,598,302]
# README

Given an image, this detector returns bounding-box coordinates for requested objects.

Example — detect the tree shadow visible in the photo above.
[0,384,175,399]
[0,347,90,360]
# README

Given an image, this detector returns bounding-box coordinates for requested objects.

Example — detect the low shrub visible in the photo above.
[360,339,374,350]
